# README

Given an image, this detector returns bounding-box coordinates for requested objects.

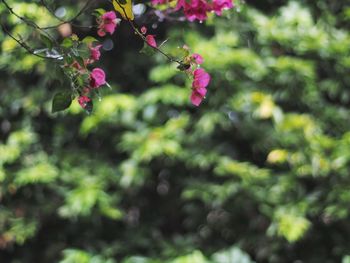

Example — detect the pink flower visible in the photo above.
[176,0,234,21]
[97,11,117,37]
[89,44,102,61]
[90,68,106,88]
[192,53,204,64]
[176,0,211,22]
[211,0,234,15]
[78,96,91,109]
[191,88,207,106]
[146,35,157,48]
[190,68,211,106]
[192,68,210,90]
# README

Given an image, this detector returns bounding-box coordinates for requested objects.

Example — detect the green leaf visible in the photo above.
[61,38,74,49]
[94,8,106,16]
[77,44,90,59]
[52,92,73,113]
[82,36,98,45]
[76,73,89,87]
[173,46,190,60]
[64,55,74,65]
[212,247,255,263]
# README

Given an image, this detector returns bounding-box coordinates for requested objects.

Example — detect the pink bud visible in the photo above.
[141,26,147,34]
[146,35,157,48]
[192,53,204,64]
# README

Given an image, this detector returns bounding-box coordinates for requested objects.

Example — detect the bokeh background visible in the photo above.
[1,0,350,262]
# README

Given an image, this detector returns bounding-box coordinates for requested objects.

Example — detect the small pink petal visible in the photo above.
[190,90,204,106]
[90,44,102,61]
[102,11,117,21]
[196,86,207,97]
[104,22,116,34]
[98,29,106,37]
[192,53,204,64]
[192,68,210,89]
[146,35,157,48]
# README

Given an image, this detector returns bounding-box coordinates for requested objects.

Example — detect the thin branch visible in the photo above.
[40,0,62,21]
[1,23,60,60]
[40,0,96,29]
[2,0,58,44]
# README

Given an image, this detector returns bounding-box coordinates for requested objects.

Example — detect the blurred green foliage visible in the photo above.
[1,0,350,262]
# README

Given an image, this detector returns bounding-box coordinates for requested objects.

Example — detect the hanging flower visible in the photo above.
[211,0,234,16]
[97,11,118,37]
[190,68,211,106]
[176,0,211,22]
[146,35,157,48]
[90,68,106,88]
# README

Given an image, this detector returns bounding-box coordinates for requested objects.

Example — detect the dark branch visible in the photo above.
[0,23,60,60]
[40,0,96,30]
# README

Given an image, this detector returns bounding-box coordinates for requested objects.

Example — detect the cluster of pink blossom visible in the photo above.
[152,0,234,21]
[97,11,120,37]
[70,7,212,110]
[75,12,119,109]
[141,29,211,106]
[185,52,211,106]
[140,26,158,48]
[75,45,107,109]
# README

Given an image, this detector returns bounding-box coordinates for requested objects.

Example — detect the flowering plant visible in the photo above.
[1,0,234,113]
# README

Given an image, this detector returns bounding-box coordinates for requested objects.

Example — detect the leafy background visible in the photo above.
[1,0,350,262]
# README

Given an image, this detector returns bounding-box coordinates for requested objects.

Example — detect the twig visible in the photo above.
[1,23,60,60]
[1,0,57,43]
[40,0,96,29]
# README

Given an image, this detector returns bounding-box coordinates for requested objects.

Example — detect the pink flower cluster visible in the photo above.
[139,26,158,48]
[77,45,107,109]
[138,27,210,106]
[97,11,119,37]
[152,0,234,21]
[186,53,211,106]
[66,8,212,110]
[76,11,120,109]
